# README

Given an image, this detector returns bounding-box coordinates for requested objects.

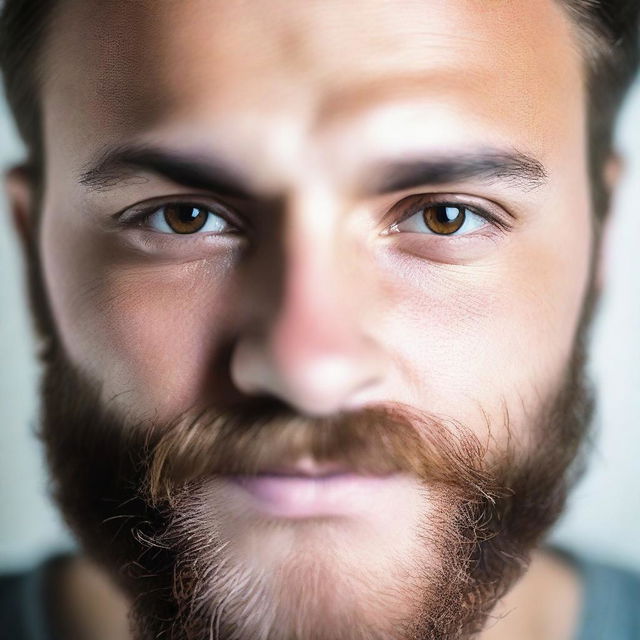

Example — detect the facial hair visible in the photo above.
[34,329,593,640]
[25,215,597,639]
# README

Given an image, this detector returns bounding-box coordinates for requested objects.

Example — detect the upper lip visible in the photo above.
[256,458,350,477]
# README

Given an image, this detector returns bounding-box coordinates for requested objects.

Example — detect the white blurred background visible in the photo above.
[1,79,639,575]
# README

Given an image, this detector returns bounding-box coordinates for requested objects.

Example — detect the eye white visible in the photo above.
[392,206,488,235]
[147,206,230,234]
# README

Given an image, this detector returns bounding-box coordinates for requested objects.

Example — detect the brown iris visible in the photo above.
[423,205,466,235]
[163,204,209,234]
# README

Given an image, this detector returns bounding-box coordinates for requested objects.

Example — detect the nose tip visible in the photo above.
[230,331,384,416]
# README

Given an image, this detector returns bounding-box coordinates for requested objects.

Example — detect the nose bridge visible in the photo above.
[230,185,385,414]
[278,187,359,346]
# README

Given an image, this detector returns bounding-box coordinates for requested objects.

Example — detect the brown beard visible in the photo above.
[35,329,593,640]
[26,216,597,638]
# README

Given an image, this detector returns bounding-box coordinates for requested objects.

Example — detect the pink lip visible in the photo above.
[260,459,351,477]
[230,472,399,518]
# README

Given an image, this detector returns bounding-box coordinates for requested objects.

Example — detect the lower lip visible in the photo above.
[230,473,399,518]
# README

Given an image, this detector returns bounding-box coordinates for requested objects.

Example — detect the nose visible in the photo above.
[229,203,387,416]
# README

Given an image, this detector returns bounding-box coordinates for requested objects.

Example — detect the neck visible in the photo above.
[481,549,582,640]
[52,556,130,640]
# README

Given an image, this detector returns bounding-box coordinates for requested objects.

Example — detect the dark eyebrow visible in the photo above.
[368,150,548,195]
[78,143,548,200]
[78,143,256,199]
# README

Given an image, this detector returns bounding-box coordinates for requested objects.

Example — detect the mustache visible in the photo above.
[140,398,501,507]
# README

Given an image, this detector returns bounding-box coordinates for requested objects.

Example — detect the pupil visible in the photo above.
[433,205,462,224]
[423,205,466,235]
[183,207,200,221]
[442,206,461,222]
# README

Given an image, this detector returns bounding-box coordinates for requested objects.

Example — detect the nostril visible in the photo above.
[230,315,387,416]
[230,340,376,415]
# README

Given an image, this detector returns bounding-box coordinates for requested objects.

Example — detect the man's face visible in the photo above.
[31,0,595,638]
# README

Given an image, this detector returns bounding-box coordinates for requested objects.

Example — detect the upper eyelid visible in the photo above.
[117,196,243,229]
[385,194,512,232]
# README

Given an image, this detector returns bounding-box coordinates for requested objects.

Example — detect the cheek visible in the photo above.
[41,212,239,417]
[375,198,593,443]
[96,268,234,413]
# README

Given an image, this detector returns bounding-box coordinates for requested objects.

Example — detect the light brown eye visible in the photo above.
[163,204,209,234]
[422,205,466,235]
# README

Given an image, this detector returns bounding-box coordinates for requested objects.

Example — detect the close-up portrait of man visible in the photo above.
[0,1,639,639]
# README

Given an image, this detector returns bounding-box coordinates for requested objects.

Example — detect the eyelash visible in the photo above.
[119,194,510,237]
[121,201,240,233]
[387,195,510,234]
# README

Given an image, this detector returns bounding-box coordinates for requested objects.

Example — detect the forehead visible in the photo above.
[43,0,585,180]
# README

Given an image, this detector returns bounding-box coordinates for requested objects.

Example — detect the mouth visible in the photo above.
[228,460,403,518]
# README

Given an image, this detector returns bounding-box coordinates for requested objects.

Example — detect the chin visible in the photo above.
[128,476,477,640]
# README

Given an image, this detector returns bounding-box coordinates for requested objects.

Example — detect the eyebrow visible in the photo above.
[78,143,548,198]
[78,143,256,199]
[368,150,548,195]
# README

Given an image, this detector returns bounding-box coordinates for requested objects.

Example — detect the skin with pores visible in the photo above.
[6,0,604,638]
[41,0,590,428]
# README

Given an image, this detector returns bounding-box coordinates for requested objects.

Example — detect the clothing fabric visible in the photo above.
[1,548,639,639]
[564,550,640,640]
[0,553,67,640]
